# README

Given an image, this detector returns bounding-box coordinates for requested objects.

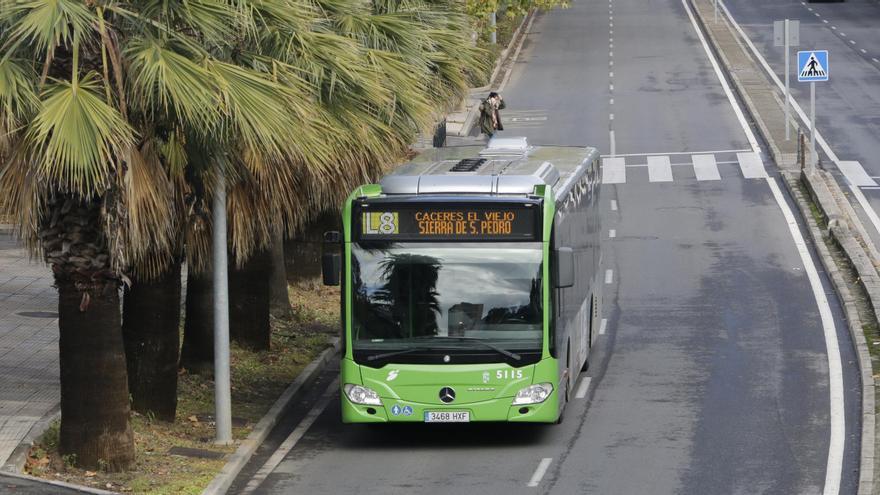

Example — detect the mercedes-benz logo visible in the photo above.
[439,387,456,403]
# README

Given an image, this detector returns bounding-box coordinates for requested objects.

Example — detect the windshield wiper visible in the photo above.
[413,336,522,361]
[366,346,432,362]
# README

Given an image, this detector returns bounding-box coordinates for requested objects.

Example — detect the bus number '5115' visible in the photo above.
[497,370,524,380]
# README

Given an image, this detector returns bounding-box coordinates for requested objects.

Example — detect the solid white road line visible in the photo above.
[766,178,845,495]
[610,199,618,211]
[682,0,761,154]
[602,157,626,184]
[647,155,673,182]
[736,152,769,179]
[837,161,877,187]
[575,377,592,399]
[693,154,721,181]
[605,269,613,284]
[609,130,617,156]
[717,0,880,241]
[599,318,608,335]
[609,229,616,238]
[242,379,339,494]
[527,458,553,487]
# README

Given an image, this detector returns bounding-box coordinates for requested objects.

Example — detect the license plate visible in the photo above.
[424,411,470,423]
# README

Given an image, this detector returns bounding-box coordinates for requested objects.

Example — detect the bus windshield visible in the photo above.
[351,242,543,359]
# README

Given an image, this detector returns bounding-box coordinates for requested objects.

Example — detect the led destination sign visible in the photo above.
[356,204,540,241]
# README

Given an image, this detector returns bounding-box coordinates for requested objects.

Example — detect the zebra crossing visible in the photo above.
[601,151,768,184]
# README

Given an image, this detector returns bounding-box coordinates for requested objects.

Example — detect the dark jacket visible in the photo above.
[479,98,506,135]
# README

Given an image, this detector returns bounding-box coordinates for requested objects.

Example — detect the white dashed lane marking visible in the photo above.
[575,377,592,399]
[527,458,553,487]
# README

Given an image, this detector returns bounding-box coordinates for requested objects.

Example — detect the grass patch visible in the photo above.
[25,280,338,494]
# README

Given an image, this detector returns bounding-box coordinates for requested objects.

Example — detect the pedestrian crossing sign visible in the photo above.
[797,50,829,82]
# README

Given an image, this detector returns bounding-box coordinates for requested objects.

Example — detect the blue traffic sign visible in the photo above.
[798,50,829,82]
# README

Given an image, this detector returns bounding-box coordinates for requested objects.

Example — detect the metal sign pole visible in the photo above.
[810,81,816,170]
[212,170,232,445]
[784,19,790,140]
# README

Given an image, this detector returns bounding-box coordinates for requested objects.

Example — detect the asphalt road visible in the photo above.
[231,0,862,493]
[721,0,880,246]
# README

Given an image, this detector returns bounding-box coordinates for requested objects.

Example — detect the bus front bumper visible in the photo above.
[341,391,560,423]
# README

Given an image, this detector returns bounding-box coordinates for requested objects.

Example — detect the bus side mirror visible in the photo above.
[322,231,341,286]
[554,247,574,288]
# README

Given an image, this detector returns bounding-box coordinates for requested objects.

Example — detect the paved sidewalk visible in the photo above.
[0,226,59,471]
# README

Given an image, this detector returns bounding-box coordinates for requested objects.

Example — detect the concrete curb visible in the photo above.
[785,171,877,495]
[2,405,61,473]
[688,0,877,491]
[200,337,341,495]
[474,9,535,94]
[0,470,120,495]
[447,10,536,137]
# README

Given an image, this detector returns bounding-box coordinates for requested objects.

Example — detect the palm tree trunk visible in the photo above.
[230,248,271,351]
[41,196,134,471]
[180,269,214,375]
[57,281,135,471]
[122,262,181,421]
[268,225,291,319]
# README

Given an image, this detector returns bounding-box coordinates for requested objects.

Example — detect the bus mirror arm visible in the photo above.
[553,247,574,289]
[322,253,341,286]
[322,231,342,286]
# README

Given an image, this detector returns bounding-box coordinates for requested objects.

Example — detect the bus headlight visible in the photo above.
[512,383,553,405]
[344,384,382,406]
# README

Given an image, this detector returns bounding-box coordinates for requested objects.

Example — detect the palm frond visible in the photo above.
[0,58,39,129]
[27,72,135,194]
[2,0,94,55]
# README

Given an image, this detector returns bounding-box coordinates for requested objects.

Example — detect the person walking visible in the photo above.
[479,92,506,140]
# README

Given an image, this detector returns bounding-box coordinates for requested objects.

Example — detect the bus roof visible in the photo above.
[379,137,599,200]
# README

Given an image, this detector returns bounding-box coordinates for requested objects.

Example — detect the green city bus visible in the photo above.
[323,137,602,423]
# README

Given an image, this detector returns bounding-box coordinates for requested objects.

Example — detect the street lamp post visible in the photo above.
[490,11,497,44]
[212,170,232,445]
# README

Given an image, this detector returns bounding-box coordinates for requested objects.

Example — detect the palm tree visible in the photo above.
[0,0,334,469]
[1,0,485,469]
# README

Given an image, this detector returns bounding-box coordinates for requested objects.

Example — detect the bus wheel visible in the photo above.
[555,380,570,425]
